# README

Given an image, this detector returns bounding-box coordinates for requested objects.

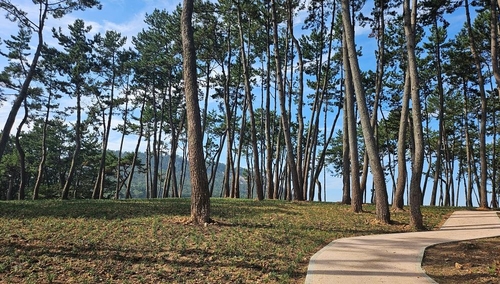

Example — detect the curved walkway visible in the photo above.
[305,210,500,284]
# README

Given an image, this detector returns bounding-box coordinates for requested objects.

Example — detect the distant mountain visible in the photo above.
[112,151,248,199]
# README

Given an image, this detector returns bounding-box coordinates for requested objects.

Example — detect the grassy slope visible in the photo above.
[0,199,457,283]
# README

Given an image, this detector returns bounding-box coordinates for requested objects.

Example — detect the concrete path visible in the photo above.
[305,210,500,284]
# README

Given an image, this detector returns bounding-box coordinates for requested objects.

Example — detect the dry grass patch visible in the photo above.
[423,237,500,284]
[0,199,456,283]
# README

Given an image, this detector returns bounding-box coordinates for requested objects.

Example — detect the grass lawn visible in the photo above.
[0,199,457,283]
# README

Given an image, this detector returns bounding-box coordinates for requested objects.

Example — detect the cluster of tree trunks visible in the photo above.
[1,0,500,228]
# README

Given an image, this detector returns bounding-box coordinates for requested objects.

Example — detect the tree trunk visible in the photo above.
[222,32,234,199]
[0,5,47,162]
[341,0,389,223]
[492,0,500,207]
[182,0,211,224]
[265,13,275,199]
[62,90,82,200]
[271,0,302,200]
[115,84,129,199]
[234,99,247,199]
[236,3,263,200]
[288,0,305,201]
[33,91,53,200]
[464,84,473,207]
[342,107,351,205]
[429,16,445,207]
[491,0,500,95]
[15,100,29,200]
[465,0,488,208]
[126,100,146,199]
[343,33,362,212]
[403,0,424,229]
[393,70,411,210]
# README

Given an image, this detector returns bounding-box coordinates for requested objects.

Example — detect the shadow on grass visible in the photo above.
[0,236,301,281]
[0,198,301,221]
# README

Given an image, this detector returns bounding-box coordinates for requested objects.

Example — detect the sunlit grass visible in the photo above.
[0,199,458,283]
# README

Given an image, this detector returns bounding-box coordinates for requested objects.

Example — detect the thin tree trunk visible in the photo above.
[126,100,146,199]
[222,32,234,199]
[343,33,362,212]
[271,0,302,200]
[208,134,225,196]
[429,16,445,207]
[342,105,351,204]
[236,3,263,200]
[464,85,473,207]
[393,70,411,210]
[62,91,82,200]
[265,20,275,199]
[233,99,247,199]
[273,127,283,200]
[15,100,29,200]
[465,0,489,208]
[33,91,53,200]
[115,83,129,199]
[308,2,338,201]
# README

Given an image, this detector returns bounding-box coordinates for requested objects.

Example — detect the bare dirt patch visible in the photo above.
[422,237,500,284]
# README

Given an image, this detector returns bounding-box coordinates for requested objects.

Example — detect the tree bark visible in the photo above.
[393,70,411,210]
[0,2,48,162]
[33,91,53,200]
[342,106,351,205]
[429,16,445,207]
[271,0,302,200]
[15,99,29,200]
[464,0,489,208]
[236,2,263,200]
[342,33,362,212]
[341,0,389,223]
[403,0,424,229]
[265,8,274,199]
[181,0,211,224]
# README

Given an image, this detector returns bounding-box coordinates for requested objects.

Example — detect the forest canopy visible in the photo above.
[0,0,498,223]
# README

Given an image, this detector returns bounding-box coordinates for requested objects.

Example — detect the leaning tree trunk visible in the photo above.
[341,0,389,223]
[125,99,146,199]
[393,70,411,210]
[0,5,47,162]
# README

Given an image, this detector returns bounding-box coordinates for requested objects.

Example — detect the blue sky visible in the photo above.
[0,0,479,205]
[0,0,184,147]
